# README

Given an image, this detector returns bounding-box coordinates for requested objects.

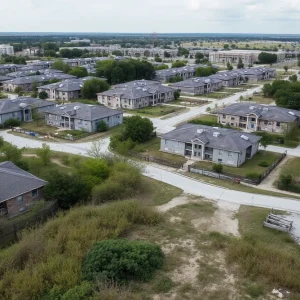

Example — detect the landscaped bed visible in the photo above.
[193,151,282,178]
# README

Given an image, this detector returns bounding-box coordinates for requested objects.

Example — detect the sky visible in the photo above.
[1,0,300,34]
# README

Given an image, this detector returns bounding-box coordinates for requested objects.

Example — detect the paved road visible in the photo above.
[2,130,300,212]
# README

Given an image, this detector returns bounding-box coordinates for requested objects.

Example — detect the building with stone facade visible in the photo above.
[0,44,14,55]
[0,161,46,217]
[217,103,300,133]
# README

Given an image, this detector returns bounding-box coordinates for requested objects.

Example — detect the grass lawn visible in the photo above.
[280,157,300,178]
[131,137,187,166]
[191,114,218,123]
[185,172,300,199]
[20,121,58,134]
[168,97,209,107]
[202,92,234,99]
[193,151,282,177]
[124,105,185,118]
[240,94,274,105]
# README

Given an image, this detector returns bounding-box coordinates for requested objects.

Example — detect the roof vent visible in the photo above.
[60,106,66,110]
[249,106,255,110]
[288,111,295,116]
[213,127,219,129]
[74,106,80,110]
[213,132,220,138]
[197,129,204,134]
[241,135,249,141]
[19,103,27,108]
[263,107,268,111]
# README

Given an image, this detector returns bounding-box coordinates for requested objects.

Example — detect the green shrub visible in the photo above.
[0,124,3,129]
[82,239,164,282]
[61,282,95,300]
[4,118,21,128]
[258,161,269,167]
[153,275,174,293]
[246,173,261,180]
[245,283,264,298]
[213,163,223,173]
[279,173,293,188]
[97,120,108,132]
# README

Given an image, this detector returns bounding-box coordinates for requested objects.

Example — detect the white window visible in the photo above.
[228,152,233,157]
[16,195,23,204]
[32,189,38,198]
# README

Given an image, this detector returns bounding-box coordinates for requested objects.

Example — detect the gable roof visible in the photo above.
[42,102,123,121]
[0,161,47,203]
[218,103,300,122]
[162,124,261,153]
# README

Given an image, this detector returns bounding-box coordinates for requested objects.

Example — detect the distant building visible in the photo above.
[37,77,95,101]
[160,124,261,167]
[0,64,21,75]
[2,73,76,92]
[155,65,200,82]
[0,97,55,125]
[0,44,14,55]
[22,47,43,56]
[42,102,123,132]
[0,161,47,217]
[70,39,91,43]
[217,103,300,133]
[209,50,285,65]
[97,80,174,109]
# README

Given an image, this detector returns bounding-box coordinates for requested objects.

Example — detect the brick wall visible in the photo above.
[5,187,44,217]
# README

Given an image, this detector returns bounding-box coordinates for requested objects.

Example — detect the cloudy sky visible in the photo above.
[1,0,299,33]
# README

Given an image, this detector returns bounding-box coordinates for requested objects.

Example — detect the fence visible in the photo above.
[0,201,59,248]
[128,151,182,169]
[189,150,287,186]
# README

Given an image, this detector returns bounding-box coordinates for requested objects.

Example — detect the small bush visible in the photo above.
[4,118,21,128]
[258,161,269,167]
[97,120,108,132]
[279,173,293,188]
[61,282,95,300]
[245,283,264,298]
[246,172,261,180]
[153,275,174,293]
[213,163,223,173]
[82,239,164,283]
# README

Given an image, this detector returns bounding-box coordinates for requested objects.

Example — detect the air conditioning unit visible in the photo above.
[213,132,220,137]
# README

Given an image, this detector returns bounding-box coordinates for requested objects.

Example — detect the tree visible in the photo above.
[227,62,233,70]
[174,90,180,100]
[171,60,186,68]
[68,67,88,78]
[279,173,293,189]
[123,116,154,143]
[1,144,23,162]
[258,52,277,64]
[223,44,230,50]
[0,136,4,149]
[112,50,123,56]
[289,74,298,82]
[97,120,108,132]
[195,66,217,77]
[38,91,48,99]
[86,140,103,159]
[31,107,43,125]
[237,58,244,69]
[51,60,71,73]
[82,239,164,282]
[284,65,289,73]
[14,86,23,96]
[44,171,90,209]
[81,78,110,99]
[36,143,51,165]
[155,57,163,62]
[195,52,204,60]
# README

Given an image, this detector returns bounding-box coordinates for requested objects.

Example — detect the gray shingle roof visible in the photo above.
[0,97,55,115]
[42,102,123,121]
[218,103,300,122]
[162,124,261,153]
[170,76,222,88]
[7,69,63,78]
[0,161,47,203]
[99,80,173,100]
[3,74,76,85]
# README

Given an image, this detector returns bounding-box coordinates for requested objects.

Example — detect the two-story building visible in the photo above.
[0,97,55,125]
[217,103,300,133]
[42,102,123,132]
[97,80,174,109]
[160,124,261,167]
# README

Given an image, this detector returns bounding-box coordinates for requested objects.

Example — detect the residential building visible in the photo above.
[42,103,123,132]
[170,77,223,95]
[0,64,21,75]
[0,97,55,125]
[0,76,11,86]
[37,77,95,101]
[160,124,261,167]
[155,65,201,82]
[0,161,46,217]
[217,103,300,133]
[97,80,174,109]
[209,50,285,65]
[70,39,91,43]
[7,68,62,78]
[2,73,76,92]
[22,47,43,56]
[0,44,14,55]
